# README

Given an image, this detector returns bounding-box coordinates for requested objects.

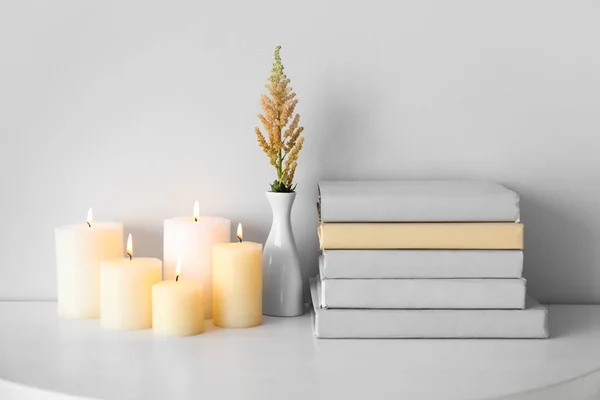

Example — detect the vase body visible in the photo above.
[262,192,304,317]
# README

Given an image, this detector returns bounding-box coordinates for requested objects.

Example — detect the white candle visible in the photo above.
[100,234,162,330]
[152,258,204,336]
[213,224,262,328]
[163,201,230,319]
[55,209,123,319]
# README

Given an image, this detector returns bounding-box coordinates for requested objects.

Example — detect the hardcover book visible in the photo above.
[320,276,526,309]
[310,279,549,339]
[318,222,524,250]
[320,250,523,279]
[318,180,520,222]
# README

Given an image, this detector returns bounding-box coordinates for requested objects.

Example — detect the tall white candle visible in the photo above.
[163,201,230,319]
[100,234,162,330]
[55,209,123,319]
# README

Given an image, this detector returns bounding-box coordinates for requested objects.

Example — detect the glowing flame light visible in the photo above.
[175,257,182,282]
[86,208,93,228]
[126,234,133,260]
[193,200,199,223]
[237,223,243,242]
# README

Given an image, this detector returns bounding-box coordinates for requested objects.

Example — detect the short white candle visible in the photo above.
[163,201,230,319]
[100,234,162,330]
[152,258,204,337]
[213,224,262,329]
[55,208,123,319]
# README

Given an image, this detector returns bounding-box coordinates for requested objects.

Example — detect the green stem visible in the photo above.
[277,150,283,181]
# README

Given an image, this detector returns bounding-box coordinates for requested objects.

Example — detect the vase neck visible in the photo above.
[266,192,296,223]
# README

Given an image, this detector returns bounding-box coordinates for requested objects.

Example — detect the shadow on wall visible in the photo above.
[295,80,378,299]
[518,190,597,304]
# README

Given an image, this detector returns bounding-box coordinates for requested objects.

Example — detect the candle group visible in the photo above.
[55,205,264,337]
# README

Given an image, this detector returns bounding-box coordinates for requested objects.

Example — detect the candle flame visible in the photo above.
[126,234,133,260]
[175,257,182,282]
[237,223,243,242]
[86,208,93,228]
[193,200,199,223]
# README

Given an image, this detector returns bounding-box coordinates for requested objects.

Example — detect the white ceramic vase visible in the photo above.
[262,192,304,317]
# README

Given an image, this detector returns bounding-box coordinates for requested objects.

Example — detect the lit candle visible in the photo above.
[100,234,162,330]
[213,223,262,328]
[163,201,230,319]
[152,258,204,336]
[55,208,123,318]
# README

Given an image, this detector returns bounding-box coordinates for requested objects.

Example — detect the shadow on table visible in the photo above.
[546,305,600,339]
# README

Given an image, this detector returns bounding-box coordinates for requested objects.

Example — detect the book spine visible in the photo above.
[319,223,524,250]
[313,307,549,339]
[318,185,520,222]
[321,250,523,279]
[321,278,527,309]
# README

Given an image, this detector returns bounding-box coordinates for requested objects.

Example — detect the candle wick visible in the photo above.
[127,253,132,261]
[86,222,91,228]
[194,217,198,223]
[238,237,243,243]
[176,275,179,282]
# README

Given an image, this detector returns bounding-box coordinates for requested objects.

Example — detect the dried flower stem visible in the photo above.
[255,46,304,192]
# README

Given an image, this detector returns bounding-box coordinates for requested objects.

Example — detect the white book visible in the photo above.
[320,276,526,309]
[321,250,523,279]
[311,279,549,339]
[318,180,520,222]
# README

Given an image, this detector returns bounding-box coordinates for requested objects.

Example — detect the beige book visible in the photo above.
[318,222,524,250]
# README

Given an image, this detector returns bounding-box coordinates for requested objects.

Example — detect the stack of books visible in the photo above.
[311,181,549,339]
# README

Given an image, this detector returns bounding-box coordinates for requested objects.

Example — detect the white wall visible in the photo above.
[1,0,599,303]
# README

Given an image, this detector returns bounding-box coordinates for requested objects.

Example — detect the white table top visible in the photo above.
[1,302,600,400]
